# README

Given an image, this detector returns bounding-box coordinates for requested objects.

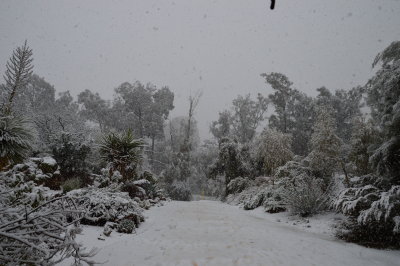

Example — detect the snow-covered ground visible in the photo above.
[62,200,400,266]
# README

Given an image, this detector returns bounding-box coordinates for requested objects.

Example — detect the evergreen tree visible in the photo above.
[367,41,400,187]
[307,106,342,185]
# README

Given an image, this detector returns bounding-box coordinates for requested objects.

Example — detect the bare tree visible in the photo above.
[183,90,202,155]
[3,40,34,114]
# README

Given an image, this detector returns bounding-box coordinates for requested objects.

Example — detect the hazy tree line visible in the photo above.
[0,40,399,262]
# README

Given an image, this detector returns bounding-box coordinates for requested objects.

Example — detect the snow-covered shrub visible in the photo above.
[67,187,144,227]
[227,177,251,195]
[225,180,286,212]
[117,219,136,234]
[167,180,192,201]
[93,169,160,200]
[275,159,326,216]
[358,186,400,232]
[274,159,312,182]
[0,157,61,206]
[99,130,143,181]
[61,177,82,193]
[51,132,91,182]
[94,169,124,188]
[281,174,326,217]
[121,181,147,200]
[263,186,286,213]
[136,171,158,198]
[334,182,400,247]
[0,183,95,265]
[240,185,286,212]
[243,188,267,210]
[0,115,34,170]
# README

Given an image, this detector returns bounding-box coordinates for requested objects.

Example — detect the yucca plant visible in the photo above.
[99,130,143,181]
[0,115,34,170]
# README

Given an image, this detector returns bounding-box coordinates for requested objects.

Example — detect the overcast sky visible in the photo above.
[1,0,399,139]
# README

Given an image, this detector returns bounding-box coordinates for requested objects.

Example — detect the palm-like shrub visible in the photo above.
[0,115,33,170]
[99,130,143,181]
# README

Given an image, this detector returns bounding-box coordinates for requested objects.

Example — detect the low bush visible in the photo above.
[168,181,192,201]
[117,219,136,234]
[281,174,326,217]
[0,157,61,207]
[62,177,82,193]
[334,181,400,248]
[68,187,144,227]
[227,177,251,195]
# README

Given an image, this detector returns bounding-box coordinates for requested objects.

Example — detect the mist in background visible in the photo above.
[1,0,399,139]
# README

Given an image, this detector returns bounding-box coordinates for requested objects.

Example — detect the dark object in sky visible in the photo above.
[270,0,275,10]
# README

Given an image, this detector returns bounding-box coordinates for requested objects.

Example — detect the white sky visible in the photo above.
[1,0,399,139]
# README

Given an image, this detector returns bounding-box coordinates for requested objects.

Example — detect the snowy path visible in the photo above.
[70,200,400,266]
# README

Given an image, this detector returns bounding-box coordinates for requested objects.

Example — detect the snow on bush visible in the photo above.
[274,156,331,216]
[227,177,251,195]
[94,169,161,201]
[61,177,82,193]
[334,182,400,246]
[334,184,380,217]
[168,180,192,201]
[274,158,312,181]
[99,130,143,181]
[226,178,286,213]
[281,173,326,217]
[94,169,124,188]
[0,157,61,207]
[67,187,144,227]
[358,186,400,231]
[117,219,136,234]
[243,188,269,210]
[0,182,95,265]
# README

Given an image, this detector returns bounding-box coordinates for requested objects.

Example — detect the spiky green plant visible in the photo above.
[99,130,143,181]
[0,115,34,170]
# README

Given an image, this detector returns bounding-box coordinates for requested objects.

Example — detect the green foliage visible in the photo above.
[51,132,91,180]
[61,178,82,193]
[0,115,34,170]
[99,130,143,181]
[255,129,294,176]
[117,219,136,234]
